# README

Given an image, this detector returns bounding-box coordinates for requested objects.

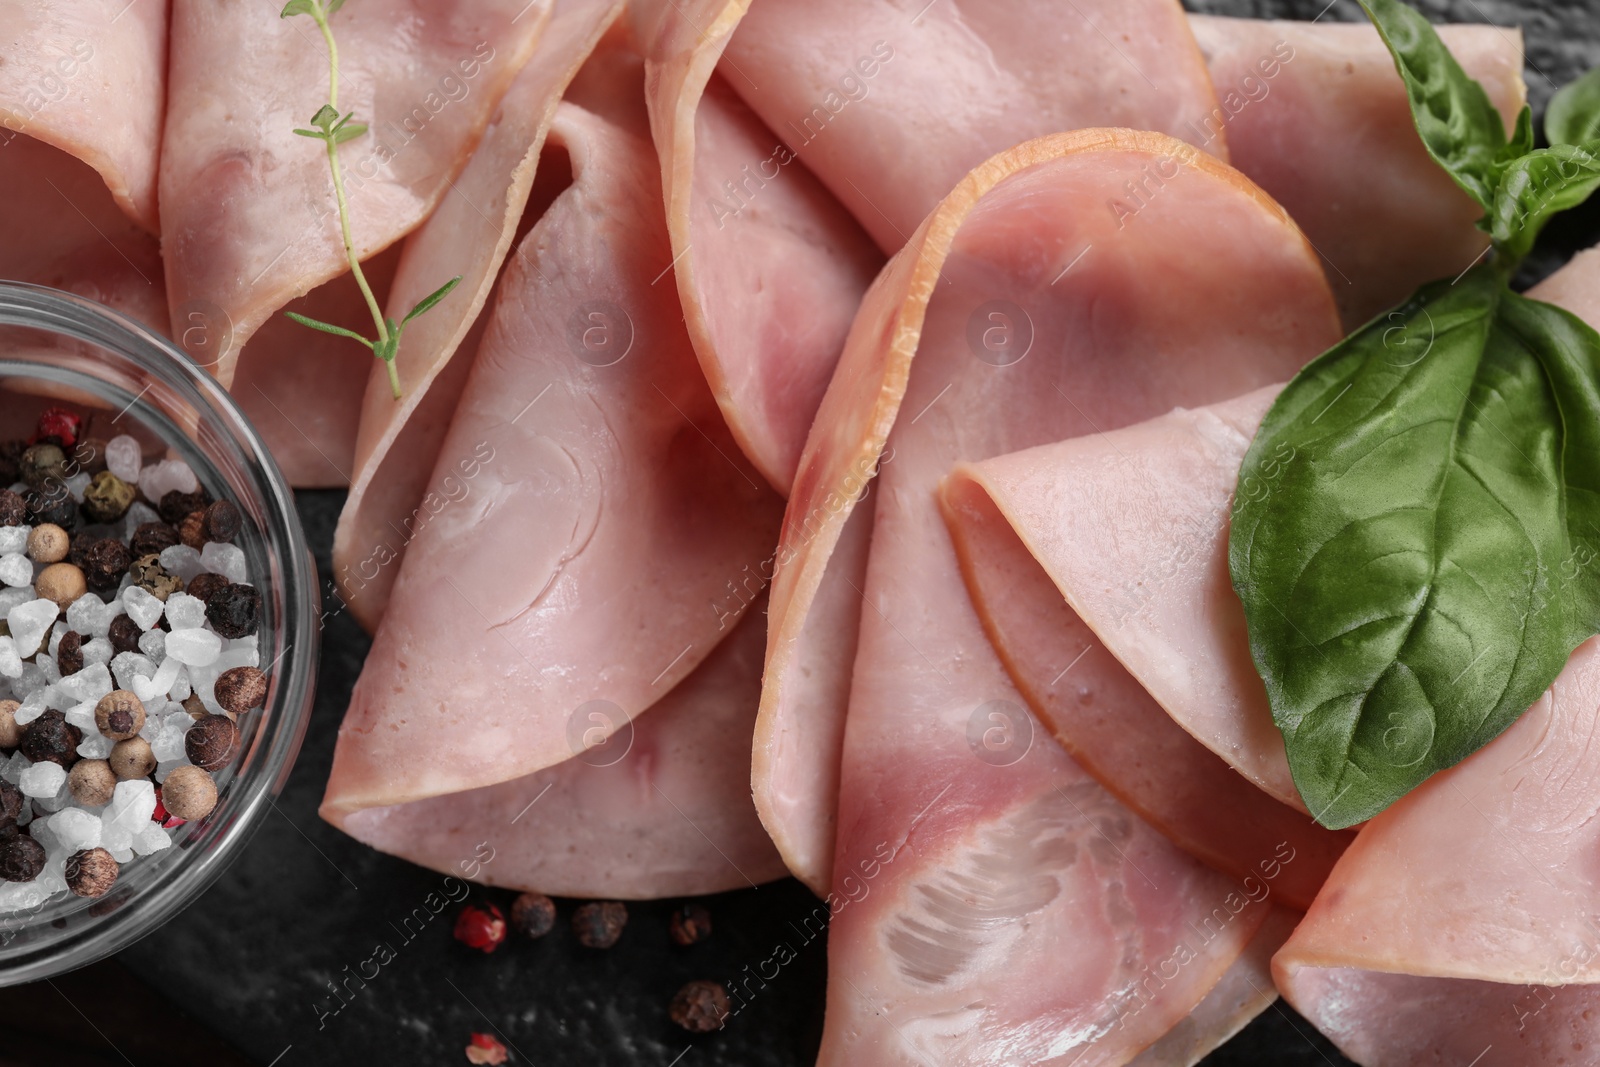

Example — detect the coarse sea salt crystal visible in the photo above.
[0,586,32,619]
[165,628,220,668]
[49,807,102,851]
[0,880,48,912]
[7,598,58,657]
[35,776,73,812]
[0,636,22,679]
[67,593,112,638]
[58,662,112,704]
[138,628,166,663]
[13,690,46,724]
[38,654,60,685]
[154,757,189,783]
[169,669,191,701]
[132,823,171,856]
[102,778,156,836]
[2,751,28,783]
[122,586,163,631]
[133,657,182,703]
[65,471,91,500]
[138,459,198,501]
[159,545,205,584]
[110,651,156,692]
[106,435,142,484]
[63,701,96,735]
[77,733,113,760]
[108,846,134,863]
[199,542,246,583]
[0,526,28,556]
[164,592,206,631]
[81,638,113,666]
[150,716,190,763]
[18,760,65,798]
[0,553,31,588]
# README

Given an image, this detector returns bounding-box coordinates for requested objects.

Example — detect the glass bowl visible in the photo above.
[0,282,318,985]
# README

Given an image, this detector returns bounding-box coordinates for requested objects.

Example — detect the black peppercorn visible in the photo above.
[0,489,25,527]
[186,572,227,604]
[669,980,730,1033]
[129,521,179,559]
[81,538,131,596]
[19,710,82,767]
[72,437,108,475]
[65,847,119,898]
[19,443,66,490]
[185,714,239,771]
[67,532,96,569]
[25,485,77,531]
[571,901,627,948]
[206,583,261,639]
[0,779,21,821]
[668,903,713,946]
[203,500,241,543]
[179,510,207,549]
[0,440,25,485]
[510,892,557,940]
[107,614,141,656]
[57,630,84,677]
[0,835,45,882]
[157,488,210,526]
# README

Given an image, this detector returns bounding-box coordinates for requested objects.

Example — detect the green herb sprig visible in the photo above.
[279,0,460,399]
[1229,0,1600,829]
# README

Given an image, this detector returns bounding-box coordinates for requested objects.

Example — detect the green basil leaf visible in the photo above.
[1490,143,1600,263]
[401,276,462,326]
[291,128,326,140]
[1229,266,1600,828]
[282,312,372,347]
[325,0,346,14]
[1548,66,1600,147]
[331,121,368,144]
[280,0,316,18]
[1359,0,1509,210]
[1503,104,1535,162]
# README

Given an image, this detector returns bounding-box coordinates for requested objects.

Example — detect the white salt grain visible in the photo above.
[76,733,113,760]
[7,598,58,657]
[199,542,246,583]
[159,545,205,583]
[18,760,65,798]
[132,823,171,855]
[0,553,31,588]
[81,638,113,666]
[165,628,220,668]
[105,435,143,484]
[137,628,166,663]
[0,526,26,556]
[64,472,91,500]
[0,636,22,679]
[164,592,206,631]
[66,593,112,638]
[121,586,163,631]
[49,808,102,851]
[138,459,198,501]
[57,662,111,704]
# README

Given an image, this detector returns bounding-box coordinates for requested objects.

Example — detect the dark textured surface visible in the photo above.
[113,3,1600,1066]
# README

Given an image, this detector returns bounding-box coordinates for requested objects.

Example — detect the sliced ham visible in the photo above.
[1131,908,1298,1067]
[0,0,168,332]
[160,0,552,483]
[1269,250,1600,1065]
[763,128,1338,1062]
[338,603,787,897]
[722,0,1224,253]
[0,0,167,232]
[331,0,625,627]
[1188,17,1526,328]
[940,446,1353,910]
[637,0,882,491]
[320,43,782,829]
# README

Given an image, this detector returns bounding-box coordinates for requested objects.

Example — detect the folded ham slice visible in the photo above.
[0,0,168,333]
[762,127,1339,1062]
[0,0,167,233]
[321,43,782,839]
[636,0,882,491]
[1188,17,1526,329]
[940,441,1354,910]
[160,0,552,483]
[331,0,624,627]
[338,602,787,897]
[722,0,1224,253]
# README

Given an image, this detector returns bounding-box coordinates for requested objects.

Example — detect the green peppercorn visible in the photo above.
[81,471,135,524]
[18,443,66,490]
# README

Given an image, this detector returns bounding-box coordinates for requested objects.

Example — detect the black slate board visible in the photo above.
[115,1,1600,1064]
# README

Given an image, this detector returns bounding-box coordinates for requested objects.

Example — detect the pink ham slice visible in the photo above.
[0,0,167,233]
[940,450,1353,910]
[1188,17,1526,329]
[320,44,782,834]
[338,601,787,897]
[159,0,552,483]
[636,0,882,491]
[1269,249,1600,1065]
[331,0,624,627]
[0,0,168,332]
[721,0,1225,254]
[766,128,1338,1063]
